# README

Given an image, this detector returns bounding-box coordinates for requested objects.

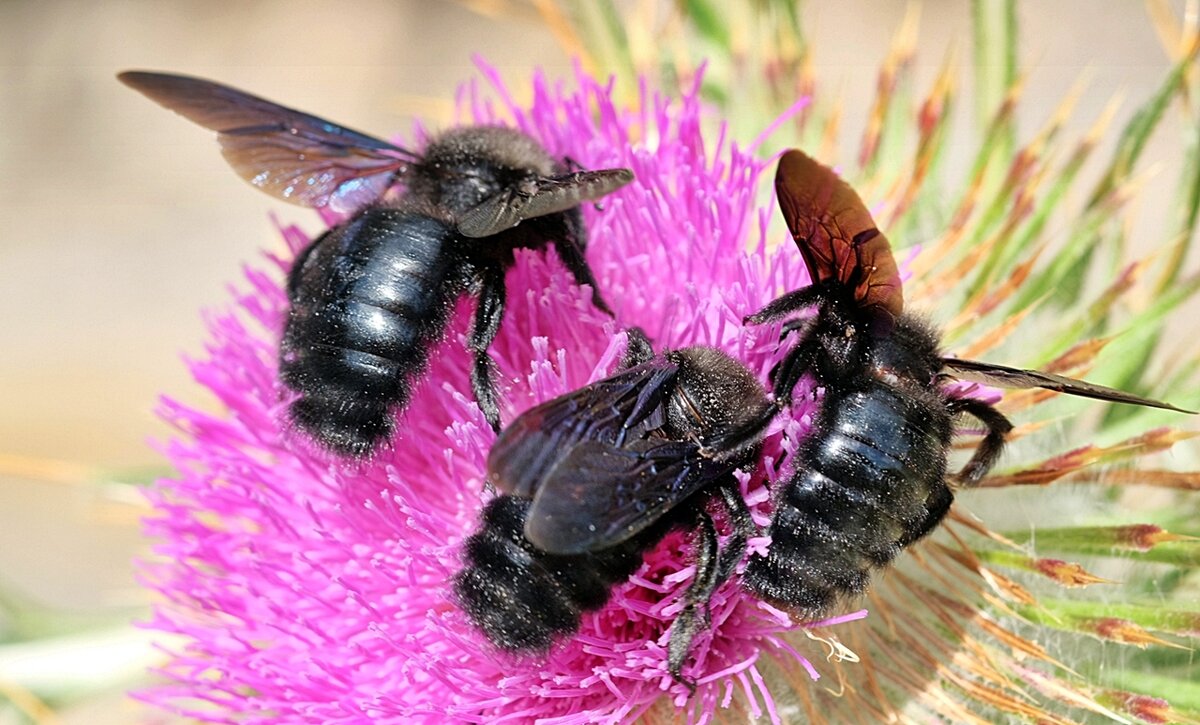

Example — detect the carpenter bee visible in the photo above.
[119,71,632,455]
[742,149,1194,616]
[454,330,775,682]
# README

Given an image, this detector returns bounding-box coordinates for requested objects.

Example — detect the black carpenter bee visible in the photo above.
[119,71,633,455]
[741,149,1194,616]
[454,330,775,682]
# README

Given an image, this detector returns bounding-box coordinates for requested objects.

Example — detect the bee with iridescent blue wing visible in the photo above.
[455,330,775,684]
[120,71,632,455]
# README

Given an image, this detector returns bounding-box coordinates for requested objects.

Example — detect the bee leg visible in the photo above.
[714,481,754,583]
[544,208,614,315]
[755,317,815,406]
[667,486,755,688]
[947,396,1014,485]
[771,334,822,404]
[779,315,814,343]
[743,286,825,325]
[470,266,507,432]
[667,510,721,689]
[899,484,954,547]
[746,290,828,403]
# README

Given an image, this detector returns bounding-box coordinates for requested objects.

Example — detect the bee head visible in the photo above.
[414,126,558,217]
[666,347,772,453]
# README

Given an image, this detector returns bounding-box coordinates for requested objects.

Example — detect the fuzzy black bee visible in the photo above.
[454,330,775,681]
[119,71,632,455]
[742,149,1194,616]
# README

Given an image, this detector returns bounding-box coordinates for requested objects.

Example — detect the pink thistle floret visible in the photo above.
[140,62,865,724]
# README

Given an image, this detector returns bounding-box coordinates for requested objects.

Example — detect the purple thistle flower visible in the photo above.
[140,63,866,724]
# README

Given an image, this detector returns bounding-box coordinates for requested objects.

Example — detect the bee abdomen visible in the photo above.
[744,382,952,615]
[454,497,651,652]
[280,209,460,455]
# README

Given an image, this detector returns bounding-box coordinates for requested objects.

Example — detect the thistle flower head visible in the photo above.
[142,5,1200,723]
[531,4,1200,723]
[141,62,865,724]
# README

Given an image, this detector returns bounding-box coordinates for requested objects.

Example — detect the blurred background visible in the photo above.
[0,1,1192,722]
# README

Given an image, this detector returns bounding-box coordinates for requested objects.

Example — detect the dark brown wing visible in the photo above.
[775,149,903,321]
[456,168,634,238]
[486,359,679,498]
[943,358,1195,413]
[119,71,419,213]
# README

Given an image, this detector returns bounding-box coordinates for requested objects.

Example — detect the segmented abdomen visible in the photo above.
[454,496,663,652]
[281,207,461,455]
[743,379,953,615]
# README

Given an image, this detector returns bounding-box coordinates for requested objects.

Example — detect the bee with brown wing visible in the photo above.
[742,149,1193,616]
[120,71,632,456]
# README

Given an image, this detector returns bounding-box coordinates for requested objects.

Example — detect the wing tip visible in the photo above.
[117,69,182,93]
[116,69,152,91]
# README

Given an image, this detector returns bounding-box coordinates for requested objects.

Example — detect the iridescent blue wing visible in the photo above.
[486,358,679,499]
[525,437,731,554]
[942,357,1195,413]
[119,71,418,213]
